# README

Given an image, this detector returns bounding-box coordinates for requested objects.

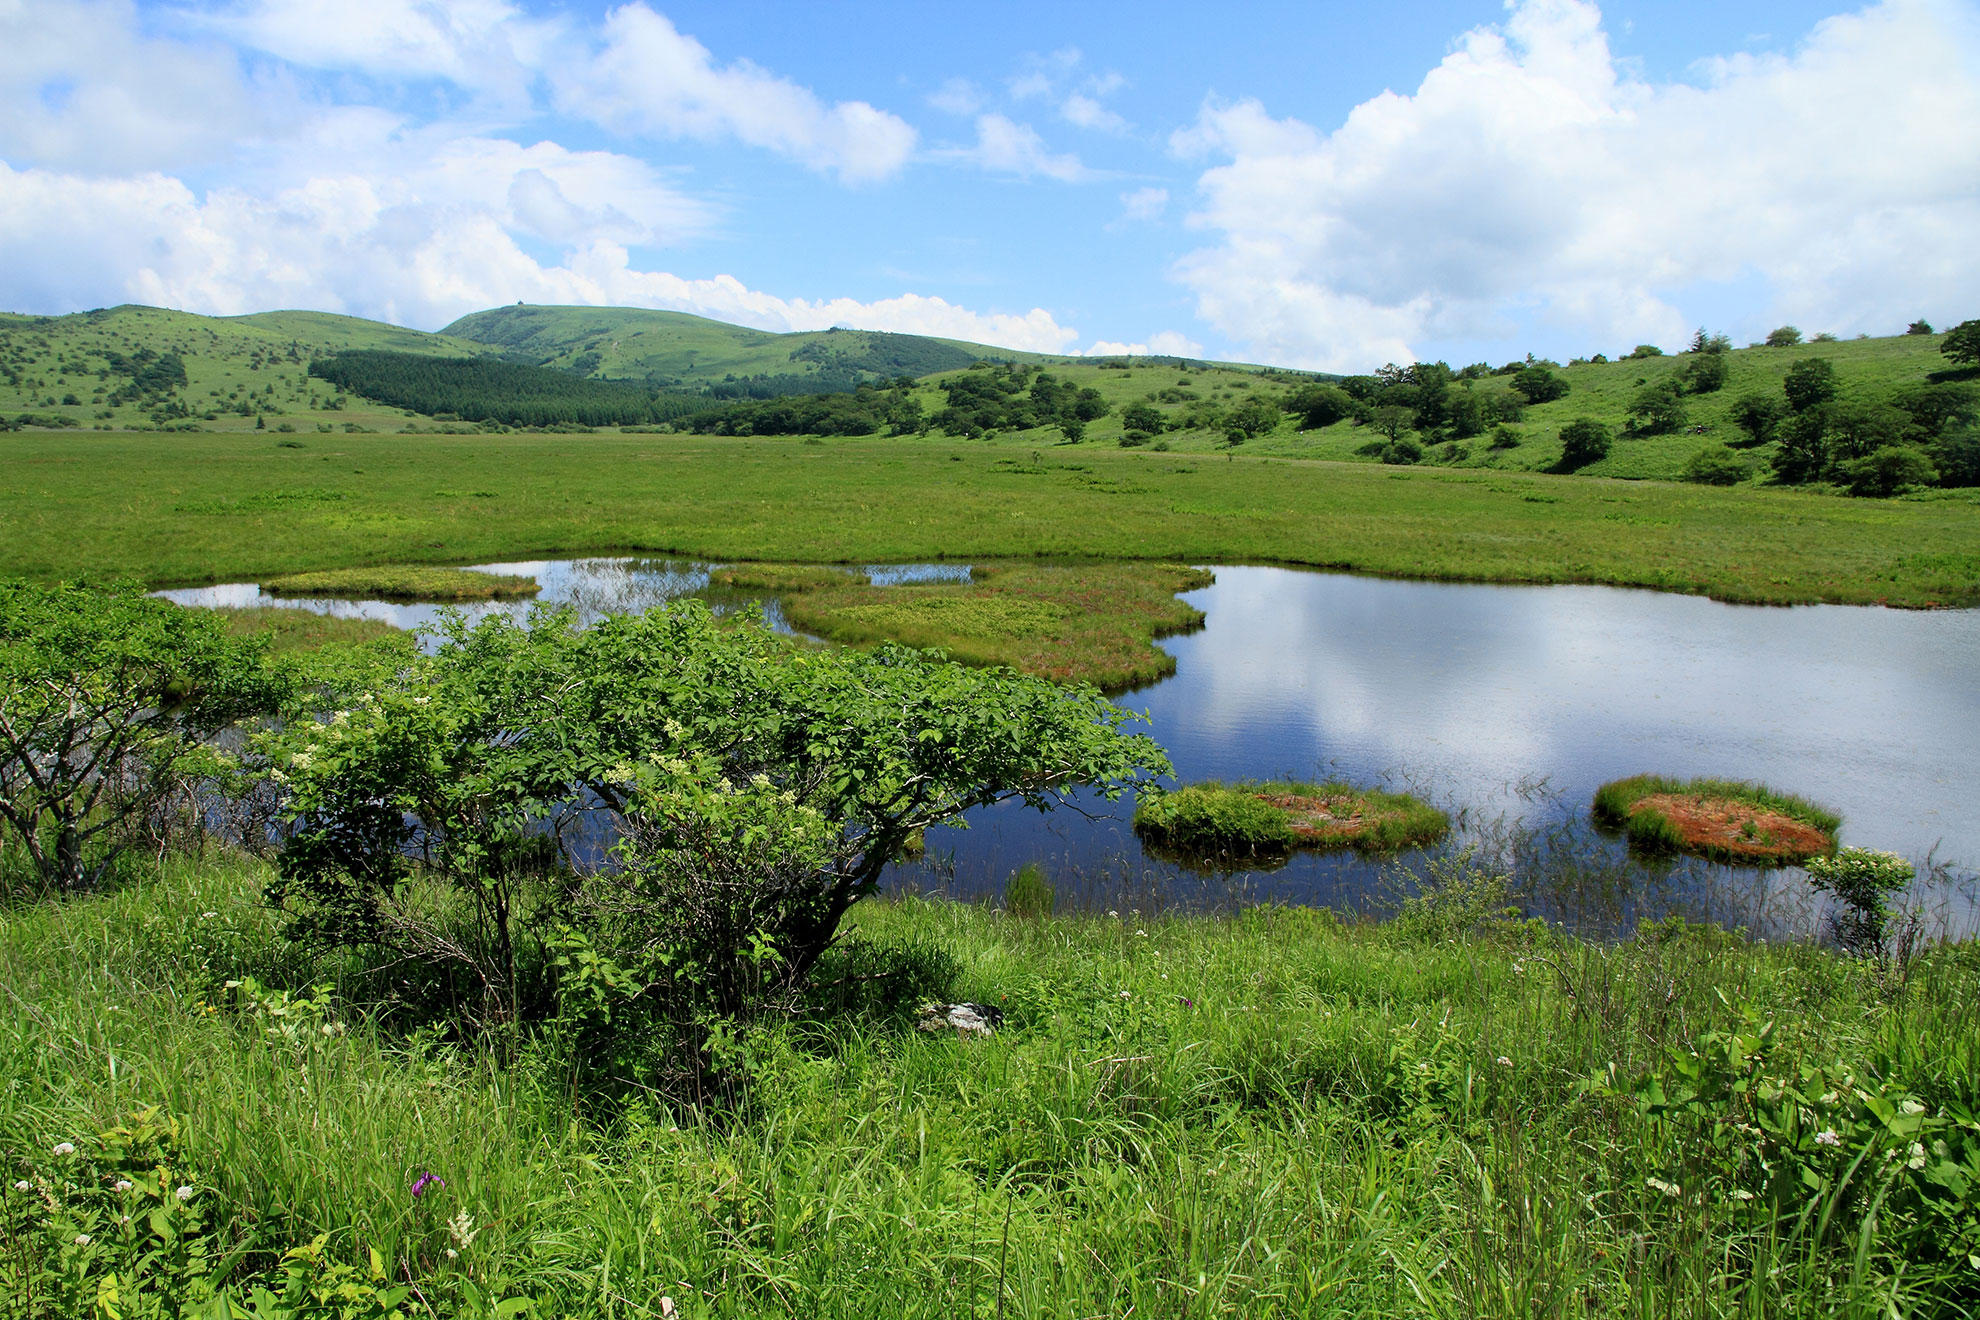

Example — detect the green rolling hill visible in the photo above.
[437,303,1041,392]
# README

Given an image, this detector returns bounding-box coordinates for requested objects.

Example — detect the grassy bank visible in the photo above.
[3,852,1977,1317]
[779,561,1211,689]
[3,432,1978,607]
[260,565,539,601]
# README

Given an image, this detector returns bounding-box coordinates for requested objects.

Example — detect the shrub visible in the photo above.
[1729,393,1784,446]
[1683,444,1748,486]
[1804,847,1915,953]
[1765,325,1803,347]
[1487,425,1521,450]
[1941,318,1980,367]
[1680,352,1728,394]
[1627,384,1687,435]
[1906,318,1934,335]
[1287,383,1355,429]
[1380,437,1425,465]
[1626,344,1665,359]
[1782,358,1839,412]
[266,602,1166,1083]
[1511,365,1569,404]
[1838,444,1938,497]
[1556,417,1612,470]
[0,581,286,892]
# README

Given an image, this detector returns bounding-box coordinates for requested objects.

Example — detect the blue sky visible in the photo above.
[2,0,1975,371]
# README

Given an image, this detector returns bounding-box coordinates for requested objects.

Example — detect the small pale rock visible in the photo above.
[916,1002,1004,1037]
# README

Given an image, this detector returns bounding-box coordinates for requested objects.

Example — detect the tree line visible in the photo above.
[309,351,707,428]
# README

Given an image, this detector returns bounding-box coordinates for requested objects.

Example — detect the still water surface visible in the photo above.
[161,560,1979,929]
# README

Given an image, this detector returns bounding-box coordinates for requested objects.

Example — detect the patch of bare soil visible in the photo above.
[1258,792,1387,845]
[1631,793,1833,863]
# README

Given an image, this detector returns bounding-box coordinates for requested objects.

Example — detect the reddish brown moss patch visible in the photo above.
[1626,793,1834,864]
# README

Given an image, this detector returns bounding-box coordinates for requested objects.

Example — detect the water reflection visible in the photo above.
[160,558,1979,936]
[157,559,974,646]
[892,567,1979,934]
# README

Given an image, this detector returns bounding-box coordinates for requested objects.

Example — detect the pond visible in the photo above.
[160,560,1980,934]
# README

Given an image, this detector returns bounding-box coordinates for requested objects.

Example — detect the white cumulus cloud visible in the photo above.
[1173,0,1980,372]
[944,114,1087,182]
[0,157,1078,351]
[1083,330,1204,358]
[552,4,916,184]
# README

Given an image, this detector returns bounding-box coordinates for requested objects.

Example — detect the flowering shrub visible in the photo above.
[1804,847,1916,953]
[0,1109,219,1317]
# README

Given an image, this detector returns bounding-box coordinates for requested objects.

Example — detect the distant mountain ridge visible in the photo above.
[438,304,1042,395]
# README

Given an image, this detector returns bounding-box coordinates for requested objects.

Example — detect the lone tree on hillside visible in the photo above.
[1907,319,1934,336]
[1942,319,1980,368]
[1511,364,1569,405]
[1765,325,1804,347]
[1556,417,1613,470]
[1783,358,1840,412]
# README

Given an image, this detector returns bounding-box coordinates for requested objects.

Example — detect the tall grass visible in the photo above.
[4,850,1976,1316]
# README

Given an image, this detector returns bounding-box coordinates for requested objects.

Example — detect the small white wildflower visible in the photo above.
[51,1142,75,1157]
[11,1180,30,1192]
[1819,1091,1839,1107]
[175,1185,194,1202]
[1107,909,1119,919]
[1160,973,1169,980]
[1733,1189,1755,1201]
[290,752,313,770]
[113,1180,133,1193]
[447,1209,478,1248]
[1815,1130,1842,1147]
[446,1248,458,1260]
[1496,1056,1513,1068]
[1646,1177,1681,1198]
[73,1234,91,1247]
[1908,1142,1928,1170]
[1900,1099,1926,1116]
[200,911,218,920]
[119,1214,130,1224]
[1117,990,1131,1000]
[1135,929,1148,938]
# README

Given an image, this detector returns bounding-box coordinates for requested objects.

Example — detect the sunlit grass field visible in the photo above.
[4,430,1977,608]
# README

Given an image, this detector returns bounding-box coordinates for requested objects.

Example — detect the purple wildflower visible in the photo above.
[411,1172,444,1199]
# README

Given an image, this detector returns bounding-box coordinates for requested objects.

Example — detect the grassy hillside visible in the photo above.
[440,303,1043,391]
[0,305,494,434]
[1000,332,1966,485]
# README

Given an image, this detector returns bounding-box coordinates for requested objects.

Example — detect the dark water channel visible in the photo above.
[162,560,1980,936]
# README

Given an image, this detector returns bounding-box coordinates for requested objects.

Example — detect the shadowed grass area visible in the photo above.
[210,606,404,654]
[1134,780,1452,858]
[260,564,539,601]
[1592,774,1841,864]
[779,561,1212,689]
[3,433,1977,609]
[4,853,1977,1316]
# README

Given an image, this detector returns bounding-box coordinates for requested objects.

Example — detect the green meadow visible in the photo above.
[6,852,1979,1317]
[3,431,1978,608]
